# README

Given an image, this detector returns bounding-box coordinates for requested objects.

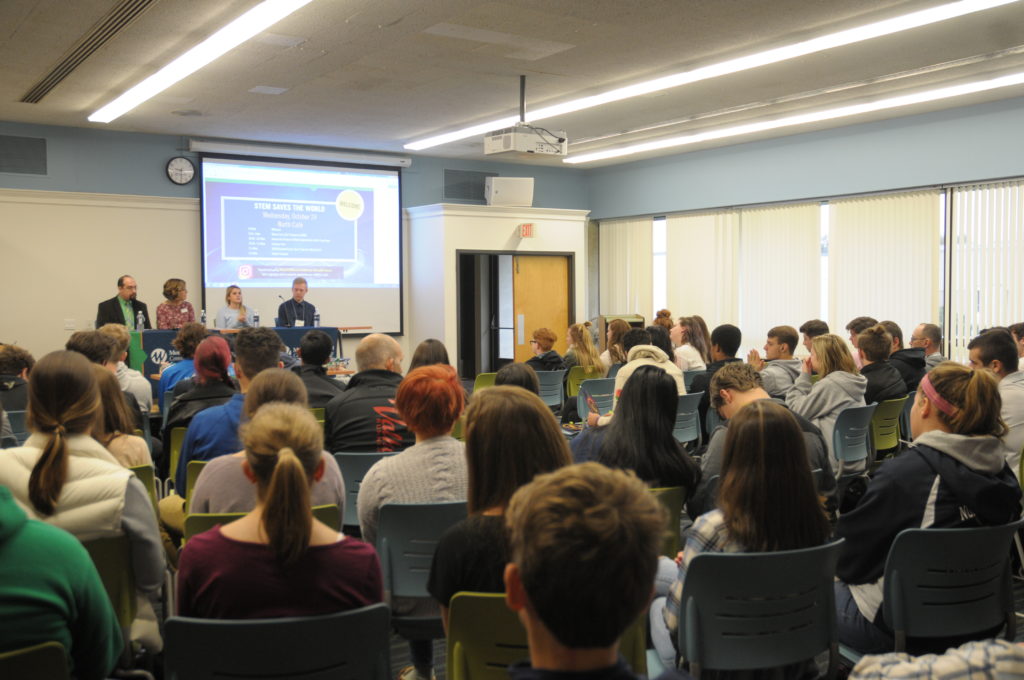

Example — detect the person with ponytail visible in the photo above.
[835,362,1022,654]
[177,403,381,618]
[91,364,152,467]
[0,350,165,648]
[600,318,631,370]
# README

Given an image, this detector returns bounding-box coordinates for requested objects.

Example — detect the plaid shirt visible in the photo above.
[851,639,1024,680]
[662,509,746,639]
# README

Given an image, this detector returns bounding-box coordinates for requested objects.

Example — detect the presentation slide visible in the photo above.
[201,156,402,335]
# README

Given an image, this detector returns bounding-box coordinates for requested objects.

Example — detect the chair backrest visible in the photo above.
[82,535,137,628]
[312,504,342,530]
[705,408,723,437]
[447,592,530,680]
[0,641,69,680]
[650,486,686,557]
[673,392,703,445]
[679,539,844,679]
[184,459,207,505]
[536,369,566,408]
[7,409,29,445]
[333,452,392,528]
[576,378,616,421]
[606,362,623,379]
[129,464,160,516]
[472,372,497,393]
[310,407,325,425]
[831,404,878,464]
[882,520,1024,651]
[682,369,704,392]
[377,502,467,599]
[183,512,243,542]
[451,414,465,441]
[870,396,907,454]
[898,391,916,443]
[566,365,605,397]
[164,603,391,680]
[167,427,188,489]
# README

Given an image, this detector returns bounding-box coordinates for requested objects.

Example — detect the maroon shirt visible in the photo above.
[177,527,382,619]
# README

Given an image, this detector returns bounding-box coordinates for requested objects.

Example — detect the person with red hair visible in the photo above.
[357,363,466,680]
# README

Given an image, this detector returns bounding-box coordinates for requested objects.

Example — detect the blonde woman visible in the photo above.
[215,285,254,329]
[563,322,604,376]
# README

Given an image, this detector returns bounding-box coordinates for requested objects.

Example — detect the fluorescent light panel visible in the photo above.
[403,0,1019,150]
[563,71,1024,164]
[89,0,316,123]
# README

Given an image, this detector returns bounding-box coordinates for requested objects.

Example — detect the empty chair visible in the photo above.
[334,452,392,532]
[677,540,844,679]
[164,603,391,680]
[673,392,703,446]
[832,403,878,470]
[0,642,69,680]
[870,396,908,456]
[535,369,566,409]
[472,372,497,393]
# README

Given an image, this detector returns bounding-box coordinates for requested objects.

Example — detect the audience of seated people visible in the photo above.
[290,328,345,408]
[881,320,926,391]
[835,362,1022,654]
[670,315,710,371]
[746,324,802,399]
[177,402,381,618]
[691,323,743,438]
[787,333,868,471]
[690,362,835,516]
[357,362,466,680]
[187,368,345,516]
[428,385,571,630]
[156,322,207,410]
[7,311,1024,679]
[325,333,415,453]
[857,324,909,404]
[651,400,833,671]
[524,327,565,372]
[967,329,1024,472]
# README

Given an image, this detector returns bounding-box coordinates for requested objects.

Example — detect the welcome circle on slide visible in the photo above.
[335,189,365,221]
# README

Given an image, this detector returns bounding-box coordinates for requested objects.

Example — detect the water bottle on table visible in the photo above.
[136,310,145,330]
[313,312,320,327]
[253,309,260,327]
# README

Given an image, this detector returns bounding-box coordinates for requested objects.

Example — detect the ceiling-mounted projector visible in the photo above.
[484,122,567,156]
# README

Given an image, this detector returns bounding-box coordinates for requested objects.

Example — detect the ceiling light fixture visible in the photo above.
[89,0,316,123]
[562,71,1024,164]
[403,0,1019,151]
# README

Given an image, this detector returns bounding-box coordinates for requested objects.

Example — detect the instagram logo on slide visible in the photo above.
[238,265,253,280]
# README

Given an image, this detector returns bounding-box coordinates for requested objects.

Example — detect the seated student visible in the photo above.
[357,363,466,680]
[596,365,702,492]
[967,329,1024,472]
[408,338,450,371]
[525,327,565,372]
[835,363,1022,654]
[0,351,165,651]
[857,324,908,405]
[503,463,680,680]
[97,323,152,415]
[291,329,344,408]
[1011,323,1024,371]
[881,320,926,392]
[91,365,152,468]
[689,363,835,517]
[156,322,207,410]
[597,328,686,423]
[0,485,122,680]
[560,322,605,424]
[600,318,631,371]
[670,316,708,372]
[799,319,830,354]
[0,343,34,412]
[846,316,879,369]
[177,403,381,619]
[911,322,946,370]
[746,325,802,399]
[650,401,832,672]
[427,386,571,631]
[787,333,867,469]
[161,335,237,463]
[495,362,540,394]
[65,331,144,431]
[691,324,743,439]
[188,369,345,516]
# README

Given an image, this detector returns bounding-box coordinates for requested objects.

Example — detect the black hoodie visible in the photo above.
[889,347,926,391]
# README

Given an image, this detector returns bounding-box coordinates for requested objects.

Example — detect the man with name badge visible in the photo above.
[277,276,316,328]
[96,274,151,330]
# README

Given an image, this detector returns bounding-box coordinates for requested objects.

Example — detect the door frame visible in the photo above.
[455,249,576,377]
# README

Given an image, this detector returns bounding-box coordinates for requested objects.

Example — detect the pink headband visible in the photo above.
[920,373,957,417]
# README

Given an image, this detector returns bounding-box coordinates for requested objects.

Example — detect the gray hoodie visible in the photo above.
[786,370,868,474]
[760,358,802,399]
[596,345,685,427]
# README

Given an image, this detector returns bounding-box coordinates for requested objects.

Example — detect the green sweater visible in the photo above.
[0,485,122,680]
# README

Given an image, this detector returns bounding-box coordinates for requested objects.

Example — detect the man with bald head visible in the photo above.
[325,334,414,453]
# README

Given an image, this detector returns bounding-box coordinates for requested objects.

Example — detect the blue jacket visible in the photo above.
[175,393,245,492]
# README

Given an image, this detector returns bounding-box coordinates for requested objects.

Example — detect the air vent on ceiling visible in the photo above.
[0,136,47,175]
[443,169,498,203]
[20,0,158,104]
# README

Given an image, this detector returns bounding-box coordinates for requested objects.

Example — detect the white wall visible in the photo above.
[405,204,590,364]
[0,188,200,357]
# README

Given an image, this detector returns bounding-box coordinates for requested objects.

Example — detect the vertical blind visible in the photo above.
[828,190,941,347]
[665,211,739,328]
[738,203,821,355]
[599,217,653,318]
[948,180,1024,362]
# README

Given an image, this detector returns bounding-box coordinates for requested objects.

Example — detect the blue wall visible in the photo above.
[0,121,589,209]
[584,95,1024,219]
[3,94,1024,217]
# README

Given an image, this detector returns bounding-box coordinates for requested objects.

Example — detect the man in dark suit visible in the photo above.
[276,276,316,327]
[96,274,151,329]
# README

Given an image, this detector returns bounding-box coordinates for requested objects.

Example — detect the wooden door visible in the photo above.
[513,255,571,363]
